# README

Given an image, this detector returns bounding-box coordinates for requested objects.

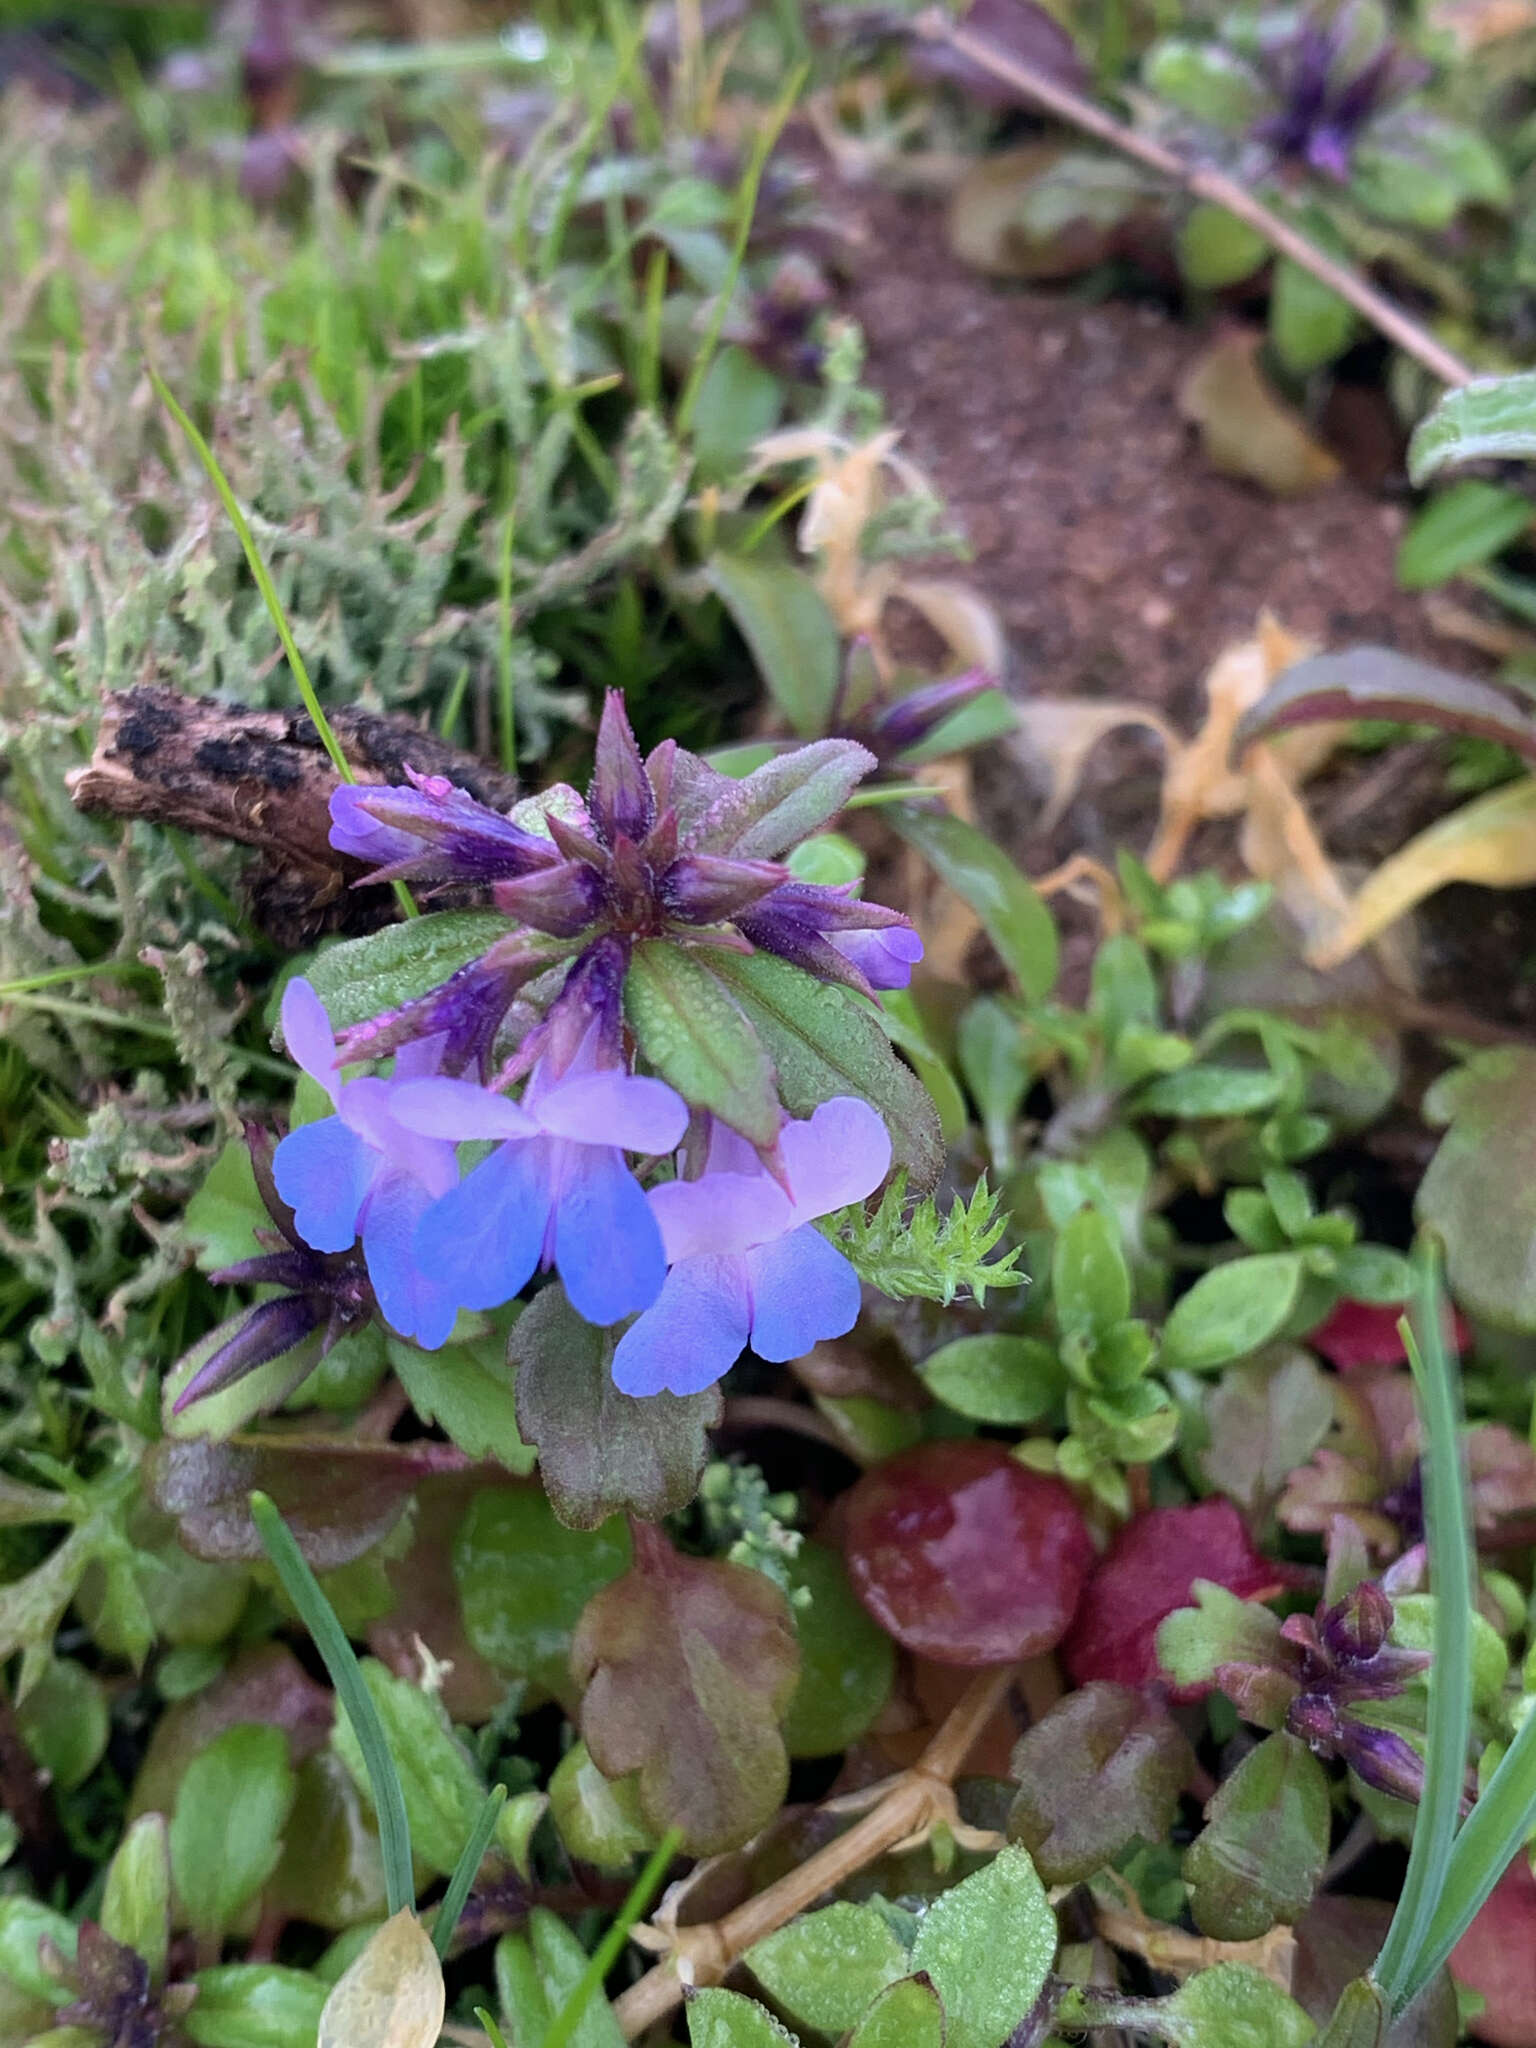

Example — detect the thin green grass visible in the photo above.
[149,367,419,921]
[1371,1239,1473,2008]
[250,1491,416,1919]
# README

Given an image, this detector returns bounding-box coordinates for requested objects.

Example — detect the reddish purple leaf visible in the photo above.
[1232,647,1536,763]
[1064,1499,1289,1693]
[572,1523,799,1855]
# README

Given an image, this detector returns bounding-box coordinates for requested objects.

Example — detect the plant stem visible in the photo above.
[497,514,519,778]
[612,1664,1016,2038]
[911,10,1475,390]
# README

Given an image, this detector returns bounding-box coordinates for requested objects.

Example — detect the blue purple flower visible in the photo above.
[271,978,463,1348]
[610,1097,892,1398]
[392,941,688,1330]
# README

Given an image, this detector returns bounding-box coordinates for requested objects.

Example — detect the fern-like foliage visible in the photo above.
[822,1173,1025,1307]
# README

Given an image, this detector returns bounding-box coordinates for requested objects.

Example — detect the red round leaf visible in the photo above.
[1063,1498,1285,1692]
[841,1440,1094,1666]
[1310,1297,1471,1373]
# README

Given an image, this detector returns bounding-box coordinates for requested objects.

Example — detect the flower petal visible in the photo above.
[273,1115,375,1254]
[745,1225,862,1361]
[361,1171,461,1351]
[610,1253,753,1397]
[413,1139,550,1314]
[281,978,342,1102]
[537,1071,688,1154]
[391,1076,538,1143]
[779,1097,892,1228]
[552,1147,668,1325]
[336,1079,460,1198]
[648,1171,792,1264]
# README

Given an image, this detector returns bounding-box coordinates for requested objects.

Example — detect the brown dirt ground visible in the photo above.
[841,182,1459,725]
[840,181,1536,1024]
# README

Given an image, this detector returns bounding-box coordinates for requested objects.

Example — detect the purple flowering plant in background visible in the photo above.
[178,692,939,1414]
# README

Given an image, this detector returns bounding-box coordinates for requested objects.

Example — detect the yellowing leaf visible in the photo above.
[1311,774,1536,968]
[1238,747,1353,956]
[318,1910,444,2048]
[1179,332,1341,497]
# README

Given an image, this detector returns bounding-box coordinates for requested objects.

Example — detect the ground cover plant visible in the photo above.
[14,4,1536,2048]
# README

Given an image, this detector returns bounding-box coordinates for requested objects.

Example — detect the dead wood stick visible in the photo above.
[66,685,522,947]
[914,9,1476,391]
[612,1663,1018,2038]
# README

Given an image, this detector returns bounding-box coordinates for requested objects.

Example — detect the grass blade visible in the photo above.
[1396,1679,1536,2008]
[674,64,808,438]
[476,2011,512,2048]
[150,368,418,921]
[249,1490,416,1917]
[433,1784,508,1959]
[497,514,518,778]
[539,1827,682,2048]
[1371,1239,1473,2013]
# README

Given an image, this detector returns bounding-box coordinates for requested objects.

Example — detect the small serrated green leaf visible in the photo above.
[907,1846,1055,2048]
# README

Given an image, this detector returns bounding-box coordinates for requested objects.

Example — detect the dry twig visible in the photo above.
[613,1663,1018,2038]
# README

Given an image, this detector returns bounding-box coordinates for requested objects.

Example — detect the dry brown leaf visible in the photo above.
[318,1909,444,2048]
[1179,333,1341,498]
[1147,615,1328,878]
[753,426,1006,684]
[947,146,1155,281]
[1010,699,1181,836]
[897,575,1009,676]
[1238,746,1354,958]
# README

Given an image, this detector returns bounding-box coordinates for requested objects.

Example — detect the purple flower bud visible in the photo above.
[330,769,559,890]
[590,691,655,846]
[659,853,790,925]
[173,1294,327,1412]
[491,859,605,937]
[336,932,574,1075]
[1336,1720,1428,1806]
[736,882,922,997]
[1321,1581,1393,1664]
[867,670,995,758]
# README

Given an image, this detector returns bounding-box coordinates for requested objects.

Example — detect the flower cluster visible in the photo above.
[194,697,922,1405]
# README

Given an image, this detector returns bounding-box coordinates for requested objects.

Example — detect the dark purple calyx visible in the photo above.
[173,1127,375,1414]
[1279,1581,1433,1803]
